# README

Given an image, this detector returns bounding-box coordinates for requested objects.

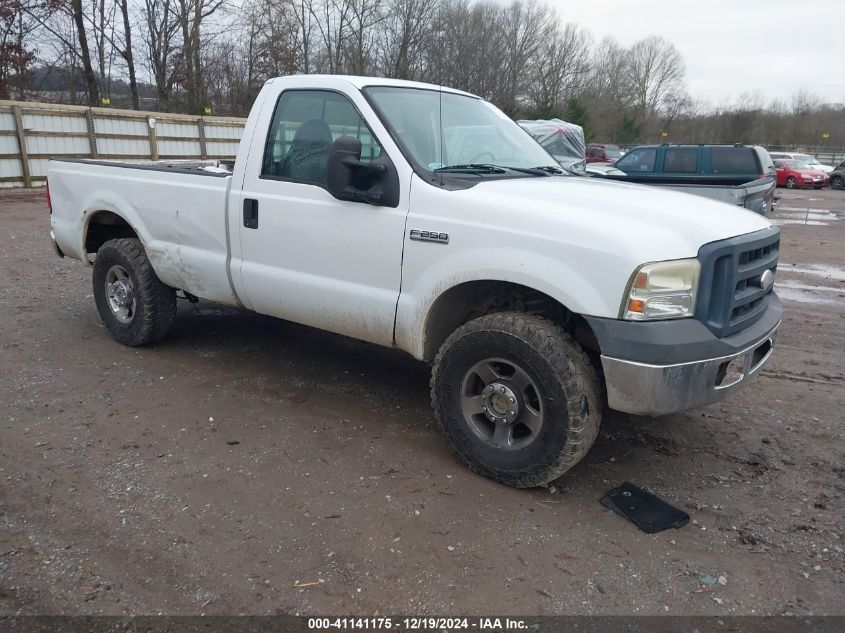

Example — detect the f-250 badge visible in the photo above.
[409,229,449,244]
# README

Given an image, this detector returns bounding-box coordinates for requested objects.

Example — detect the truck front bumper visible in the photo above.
[585,294,782,417]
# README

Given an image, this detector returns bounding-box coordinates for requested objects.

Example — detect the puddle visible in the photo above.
[771,208,840,226]
[775,278,845,306]
[772,219,830,226]
[776,279,843,293]
[775,211,838,220]
[776,205,841,214]
[775,286,845,306]
[775,205,839,220]
[778,263,845,282]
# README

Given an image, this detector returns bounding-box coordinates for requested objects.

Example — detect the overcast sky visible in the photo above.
[551,0,844,106]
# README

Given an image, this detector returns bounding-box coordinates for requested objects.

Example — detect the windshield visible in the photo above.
[364,86,558,173]
[786,160,812,170]
[606,148,624,159]
[795,154,818,164]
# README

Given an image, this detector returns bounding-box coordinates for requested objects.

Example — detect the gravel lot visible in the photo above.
[1,187,843,616]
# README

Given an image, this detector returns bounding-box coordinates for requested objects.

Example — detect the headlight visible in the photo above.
[622,258,700,320]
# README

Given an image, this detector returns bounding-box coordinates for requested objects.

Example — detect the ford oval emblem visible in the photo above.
[760,269,775,291]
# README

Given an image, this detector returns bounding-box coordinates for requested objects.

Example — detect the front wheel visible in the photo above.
[92,238,176,346]
[830,175,844,190]
[786,176,797,189]
[431,313,602,488]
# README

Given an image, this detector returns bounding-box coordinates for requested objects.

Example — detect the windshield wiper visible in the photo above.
[434,163,557,176]
[433,164,508,174]
[531,165,565,175]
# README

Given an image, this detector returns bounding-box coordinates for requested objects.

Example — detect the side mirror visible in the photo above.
[327,136,391,205]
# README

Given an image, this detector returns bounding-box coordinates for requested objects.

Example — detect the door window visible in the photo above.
[261,90,383,186]
[663,148,698,173]
[615,148,657,172]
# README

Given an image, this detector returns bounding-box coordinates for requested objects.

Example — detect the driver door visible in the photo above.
[233,89,408,347]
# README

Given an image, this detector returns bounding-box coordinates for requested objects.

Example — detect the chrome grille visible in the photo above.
[696,226,780,337]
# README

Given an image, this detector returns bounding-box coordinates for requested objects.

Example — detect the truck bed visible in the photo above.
[586,164,775,215]
[49,159,238,305]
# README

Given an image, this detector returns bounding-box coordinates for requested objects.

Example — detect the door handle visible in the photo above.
[243,199,258,229]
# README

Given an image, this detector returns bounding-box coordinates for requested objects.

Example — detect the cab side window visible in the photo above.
[615,148,657,172]
[261,90,383,186]
[663,148,698,173]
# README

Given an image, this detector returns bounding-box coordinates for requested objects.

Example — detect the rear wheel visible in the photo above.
[786,176,797,189]
[831,175,844,190]
[92,238,176,346]
[431,312,602,488]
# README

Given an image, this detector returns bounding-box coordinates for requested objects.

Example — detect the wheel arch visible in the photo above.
[76,189,148,263]
[420,279,601,363]
[84,209,140,259]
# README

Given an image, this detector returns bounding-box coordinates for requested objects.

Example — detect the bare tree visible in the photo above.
[176,0,227,113]
[119,0,139,108]
[0,1,40,99]
[344,0,386,74]
[378,0,437,79]
[70,0,99,105]
[497,0,552,115]
[627,35,686,116]
[142,0,181,108]
[528,22,591,116]
[310,0,353,73]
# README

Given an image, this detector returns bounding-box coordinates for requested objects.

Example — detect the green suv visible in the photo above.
[614,144,775,186]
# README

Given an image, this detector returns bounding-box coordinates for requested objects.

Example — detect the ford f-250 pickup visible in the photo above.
[48,75,782,488]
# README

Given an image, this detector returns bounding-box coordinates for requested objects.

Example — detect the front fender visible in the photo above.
[394,246,620,360]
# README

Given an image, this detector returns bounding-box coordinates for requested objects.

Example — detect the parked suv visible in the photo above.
[586,143,624,164]
[614,144,775,185]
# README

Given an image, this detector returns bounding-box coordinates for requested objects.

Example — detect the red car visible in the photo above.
[773,159,829,189]
[586,144,624,164]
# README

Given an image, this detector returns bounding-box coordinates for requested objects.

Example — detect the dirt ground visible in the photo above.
[1,187,843,616]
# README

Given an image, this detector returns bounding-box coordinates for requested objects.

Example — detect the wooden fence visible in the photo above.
[0,100,246,188]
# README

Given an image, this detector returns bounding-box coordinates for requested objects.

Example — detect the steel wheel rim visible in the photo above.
[105,264,136,324]
[459,357,544,450]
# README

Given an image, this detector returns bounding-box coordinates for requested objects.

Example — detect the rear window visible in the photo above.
[710,147,759,174]
[756,149,775,174]
[663,148,698,173]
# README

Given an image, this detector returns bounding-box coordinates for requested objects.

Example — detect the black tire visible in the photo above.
[831,175,844,190]
[92,238,176,346]
[431,312,602,488]
[786,176,797,189]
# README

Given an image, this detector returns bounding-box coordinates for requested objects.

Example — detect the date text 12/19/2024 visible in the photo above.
[307,617,529,630]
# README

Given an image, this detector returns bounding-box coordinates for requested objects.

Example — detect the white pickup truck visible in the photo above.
[48,75,782,488]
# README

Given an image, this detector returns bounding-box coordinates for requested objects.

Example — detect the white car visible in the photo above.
[48,75,782,487]
[769,151,833,173]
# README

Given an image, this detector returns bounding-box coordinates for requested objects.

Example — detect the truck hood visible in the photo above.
[460,174,771,258]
